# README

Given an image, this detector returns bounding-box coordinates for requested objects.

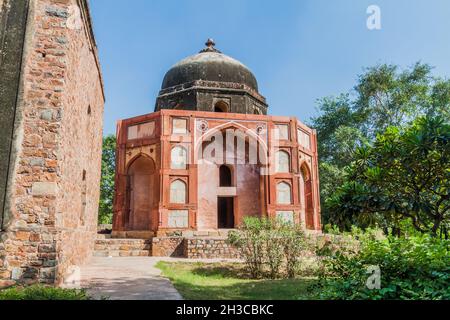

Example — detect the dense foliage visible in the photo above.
[228,217,313,279]
[98,135,116,225]
[0,285,89,300]
[317,229,450,300]
[310,63,450,236]
[328,116,450,236]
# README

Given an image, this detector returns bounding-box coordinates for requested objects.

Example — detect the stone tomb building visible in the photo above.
[113,40,321,239]
[0,0,104,287]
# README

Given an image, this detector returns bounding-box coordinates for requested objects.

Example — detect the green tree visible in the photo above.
[318,126,369,225]
[98,135,116,225]
[354,63,433,137]
[328,116,450,237]
[311,95,366,224]
[311,62,450,228]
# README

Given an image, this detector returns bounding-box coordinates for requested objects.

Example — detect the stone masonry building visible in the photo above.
[0,0,104,287]
[113,40,321,241]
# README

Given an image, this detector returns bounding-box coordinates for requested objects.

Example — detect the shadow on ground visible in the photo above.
[83,276,182,300]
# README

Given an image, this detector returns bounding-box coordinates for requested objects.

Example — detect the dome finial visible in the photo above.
[206,38,215,47]
[200,38,222,53]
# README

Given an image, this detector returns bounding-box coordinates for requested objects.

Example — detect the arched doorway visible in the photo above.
[126,156,156,231]
[214,101,229,113]
[301,164,314,230]
[218,165,234,229]
[219,165,233,187]
[195,123,268,229]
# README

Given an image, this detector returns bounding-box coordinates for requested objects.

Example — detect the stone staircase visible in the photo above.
[94,236,152,257]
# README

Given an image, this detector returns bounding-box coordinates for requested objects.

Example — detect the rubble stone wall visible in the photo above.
[184,238,242,259]
[151,237,185,257]
[0,0,104,288]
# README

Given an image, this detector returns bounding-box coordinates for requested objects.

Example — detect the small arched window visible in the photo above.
[171,146,188,170]
[170,180,187,204]
[219,165,232,187]
[275,150,290,173]
[214,101,229,113]
[277,182,292,205]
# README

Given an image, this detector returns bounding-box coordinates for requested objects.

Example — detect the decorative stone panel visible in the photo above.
[170,146,188,169]
[276,124,290,140]
[276,211,295,224]
[275,150,290,173]
[298,129,311,150]
[127,121,155,140]
[168,210,189,228]
[172,118,188,134]
[277,182,292,205]
[170,180,187,204]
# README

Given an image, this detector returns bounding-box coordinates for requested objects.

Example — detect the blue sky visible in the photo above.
[89,0,450,135]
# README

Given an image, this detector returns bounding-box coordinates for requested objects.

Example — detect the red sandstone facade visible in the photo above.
[113,110,321,237]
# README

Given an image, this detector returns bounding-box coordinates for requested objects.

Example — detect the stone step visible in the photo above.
[93,238,152,257]
[94,243,151,251]
[95,239,151,245]
[96,234,112,239]
[93,250,150,257]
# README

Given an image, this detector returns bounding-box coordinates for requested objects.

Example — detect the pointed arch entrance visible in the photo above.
[300,163,315,230]
[126,155,157,231]
[195,122,268,229]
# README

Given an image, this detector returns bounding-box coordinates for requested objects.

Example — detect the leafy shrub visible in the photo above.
[0,285,89,300]
[317,230,450,300]
[228,217,266,278]
[229,217,312,279]
[279,224,308,278]
[262,219,284,279]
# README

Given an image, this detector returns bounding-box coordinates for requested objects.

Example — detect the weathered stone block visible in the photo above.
[168,210,189,228]
[11,267,23,280]
[15,231,30,241]
[38,244,56,253]
[0,280,15,289]
[45,6,68,18]
[30,157,45,166]
[39,267,56,280]
[31,182,58,196]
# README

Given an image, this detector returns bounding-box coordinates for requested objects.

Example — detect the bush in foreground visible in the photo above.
[228,217,314,279]
[0,285,89,300]
[317,229,450,300]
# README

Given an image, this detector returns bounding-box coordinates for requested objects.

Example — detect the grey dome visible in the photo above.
[161,40,258,91]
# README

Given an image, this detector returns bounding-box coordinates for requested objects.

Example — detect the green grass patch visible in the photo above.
[0,285,90,300]
[156,261,319,300]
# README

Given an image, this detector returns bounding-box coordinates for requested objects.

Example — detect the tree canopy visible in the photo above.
[310,62,450,237]
[98,135,116,225]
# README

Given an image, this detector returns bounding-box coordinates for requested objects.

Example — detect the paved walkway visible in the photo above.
[80,257,183,300]
[79,256,241,300]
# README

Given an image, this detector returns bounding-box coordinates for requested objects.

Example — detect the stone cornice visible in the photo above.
[157,80,267,105]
